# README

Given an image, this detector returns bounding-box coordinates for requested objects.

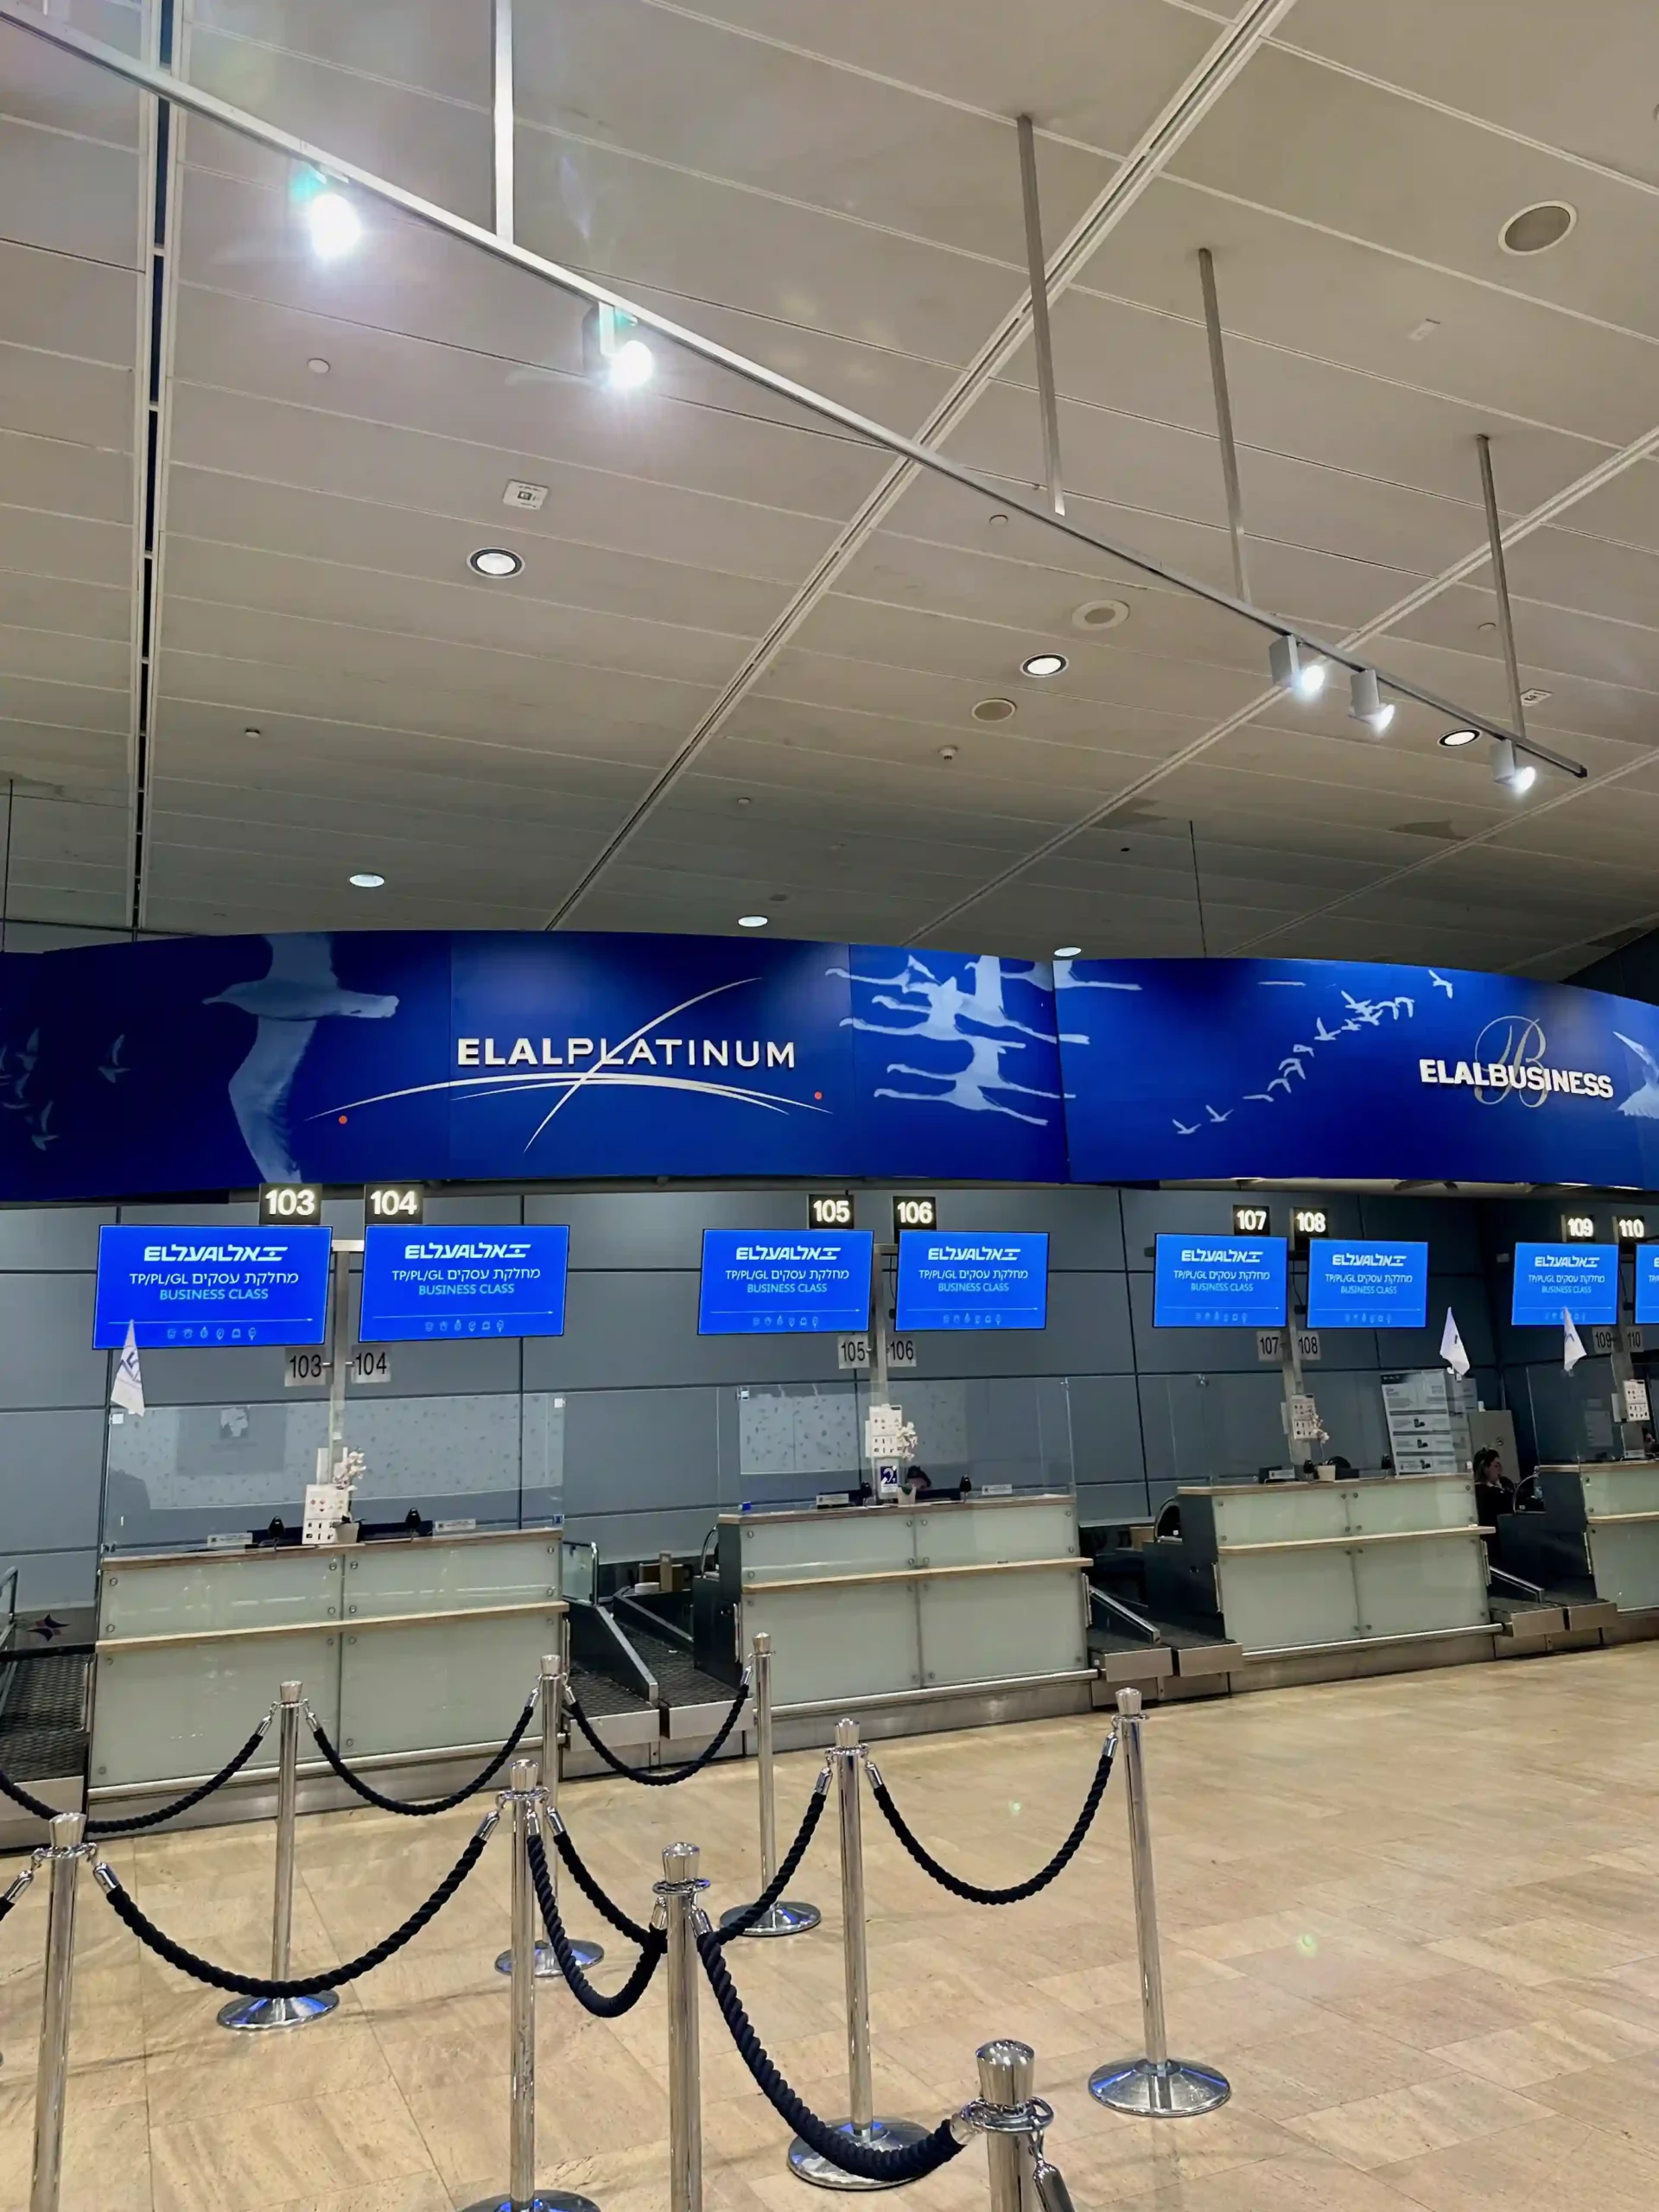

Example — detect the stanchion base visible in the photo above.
[494,1938,605,1980]
[216,1990,340,2033]
[458,2192,601,2212]
[1088,2057,1230,2118]
[719,1898,822,1940]
[788,2117,931,2190]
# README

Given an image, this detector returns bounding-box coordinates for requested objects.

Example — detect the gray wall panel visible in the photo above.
[0,1408,106,1552]
[562,1386,720,1526]
[0,1547,98,1608]
[529,1273,856,1391]
[1066,1373,1147,1497]
[0,1274,105,1408]
[531,1191,805,1269]
[904,1273,1132,1380]
[0,1206,112,1268]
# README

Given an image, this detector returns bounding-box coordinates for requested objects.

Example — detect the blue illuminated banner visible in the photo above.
[94,1224,332,1347]
[1511,1242,1618,1327]
[698,1230,872,1335]
[1306,1241,1428,1330]
[1154,1234,1287,1328]
[1637,1247,1659,1326]
[895,1231,1048,1331]
[359,1224,569,1341]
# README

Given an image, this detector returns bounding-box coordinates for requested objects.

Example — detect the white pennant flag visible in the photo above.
[1563,1309,1586,1375]
[1440,1307,1471,1379]
[111,1321,145,1417]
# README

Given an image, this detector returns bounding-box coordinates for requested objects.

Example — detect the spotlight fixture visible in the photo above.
[1268,634,1326,699]
[737,913,768,928]
[468,547,523,579]
[1020,652,1068,678]
[1053,945,1082,958]
[582,302,654,390]
[304,188,361,261]
[1491,737,1537,795]
[1440,727,1480,747]
[306,357,330,376]
[349,872,385,889]
[1348,666,1395,734]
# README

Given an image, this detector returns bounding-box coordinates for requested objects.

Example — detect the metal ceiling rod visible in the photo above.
[1475,433,1529,745]
[1015,115,1065,519]
[0,1,1584,787]
[1197,247,1249,604]
[491,0,514,242]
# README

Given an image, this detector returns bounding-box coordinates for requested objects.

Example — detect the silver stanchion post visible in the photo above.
[220,1680,338,2032]
[657,1842,709,2212]
[464,1758,600,2212]
[1089,1689,1229,2118]
[498,1655,603,1980]
[968,2040,1076,2212]
[720,1632,819,1941]
[29,1812,88,2212]
[788,1718,926,2190]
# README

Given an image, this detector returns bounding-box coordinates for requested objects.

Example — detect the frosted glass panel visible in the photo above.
[727,1384,861,1509]
[917,1567,1087,1686]
[338,1607,563,1758]
[342,1532,561,1618]
[741,1581,921,1706]
[1587,1524,1659,1610]
[1218,1549,1360,1652]
[104,1400,327,1550]
[1353,1535,1489,1638]
[91,1628,340,1789]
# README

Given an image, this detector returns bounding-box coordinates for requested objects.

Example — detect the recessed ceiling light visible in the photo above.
[973,698,1016,722]
[1440,728,1481,747]
[1053,945,1082,958]
[306,357,330,376]
[735,795,753,806]
[349,872,385,889]
[988,512,1009,528]
[468,547,523,578]
[1071,599,1129,632]
[1020,652,1068,678]
[243,726,262,740]
[737,914,768,928]
[305,188,361,261]
[1499,201,1576,255]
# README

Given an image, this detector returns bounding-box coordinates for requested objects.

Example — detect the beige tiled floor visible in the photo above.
[6,1643,1659,2211]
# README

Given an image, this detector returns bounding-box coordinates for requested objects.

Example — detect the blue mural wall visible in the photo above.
[3,932,1659,1199]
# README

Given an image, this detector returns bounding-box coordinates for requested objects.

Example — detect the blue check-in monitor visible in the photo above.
[1511,1241,1618,1326]
[895,1230,1048,1332]
[698,1229,873,1335]
[1153,1233,1287,1327]
[94,1222,332,1347]
[1306,1240,1428,1331]
[1637,1245,1659,1325]
[359,1224,569,1341]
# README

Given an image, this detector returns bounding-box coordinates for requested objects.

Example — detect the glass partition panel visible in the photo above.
[718,1382,864,1515]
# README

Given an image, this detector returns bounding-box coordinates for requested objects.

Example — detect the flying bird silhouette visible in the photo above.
[1268,1074,1293,1096]
[99,1034,129,1084]
[1243,1090,1276,1104]
[1205,1103,1231,1122]
[1614,1033,1659,1121]
[1289,1043,1314,1059]
[1314,1019,1341,1044]
[1172,1117,1200,1135]
[29,1102,56,1150]
[205,936,398,1179]
[1278,1058,1307,1082]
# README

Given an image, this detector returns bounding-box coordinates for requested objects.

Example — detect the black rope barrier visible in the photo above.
[86,1713,275,1837]
[306,1696,535,1815]
[698,1932,964,2184]
[527,1829,665,2018]
[711,1774,829,1946]
[868,1733,1116,1906]
[95,1817,494,1997]
[0,1768,59,1823]
[565,1671,749,1786]
[551,1818,657,1947]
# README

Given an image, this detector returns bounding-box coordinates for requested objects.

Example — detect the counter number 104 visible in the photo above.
[366,1184,423,1224]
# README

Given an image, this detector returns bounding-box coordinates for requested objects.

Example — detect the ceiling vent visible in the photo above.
[1071,598,1130,632]
[1500,202,1575,255]
[972,698,1017,722]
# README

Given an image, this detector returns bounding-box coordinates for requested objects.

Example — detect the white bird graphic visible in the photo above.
[1173,1117,1200,1135]
[1278,1057,1307,1082]
[204,936,398,1179]
[1205,1103,1231,1122]
[1429,970,1454,997]
[1289,1043,1314,1059]
[1268,1074,1293,1096]
[1243,1090,1276,1104]
[29,1102,55,1150]
[1614,1033,1659,1121]
[1314,1019,1341,1044]
[99,1034,128,1084]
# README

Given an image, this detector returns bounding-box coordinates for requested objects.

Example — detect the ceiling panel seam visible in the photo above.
[906,416,1659,943]
[542,0,1304,925]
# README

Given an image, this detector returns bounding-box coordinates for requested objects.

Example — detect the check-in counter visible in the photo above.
[91,1528,564,1796]
[1535,1461,1659,1611]
[716,1493,1090,1713]
[1144,1475,1492,1661]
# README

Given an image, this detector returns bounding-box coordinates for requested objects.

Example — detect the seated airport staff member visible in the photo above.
[1472,1446,1515,1524]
